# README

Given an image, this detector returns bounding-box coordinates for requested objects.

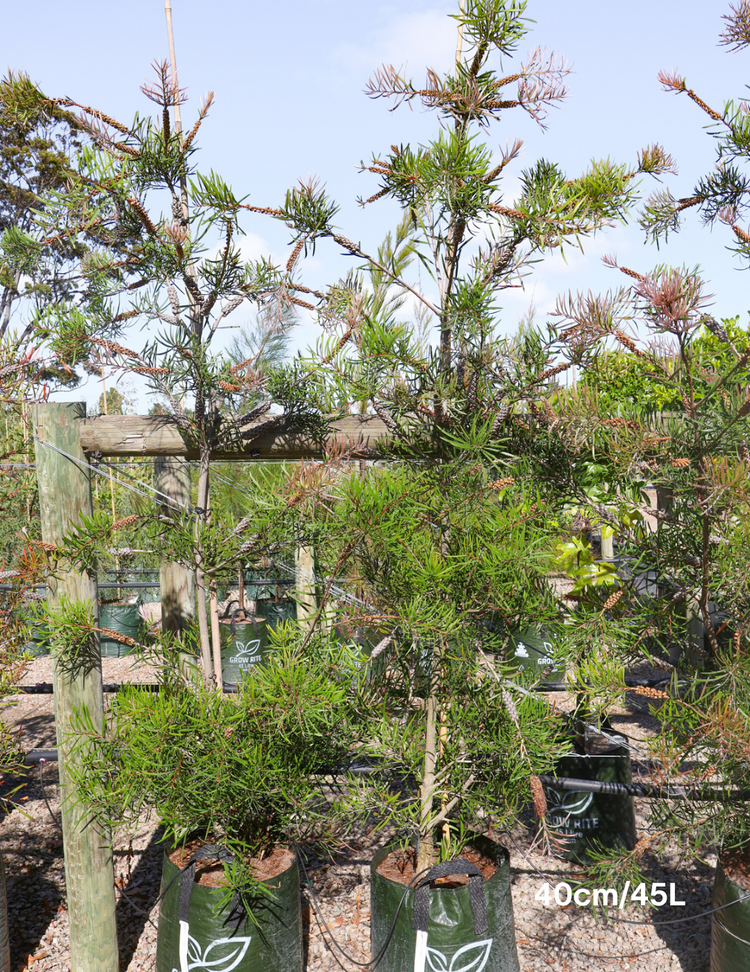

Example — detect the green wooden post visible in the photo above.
[33,403,118,972]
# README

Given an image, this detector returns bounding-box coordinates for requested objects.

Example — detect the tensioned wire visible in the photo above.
[33,443,745,940]
[183,457,368,608]
[32,436,190,510]
[31,437,364,606]
[31,436,664,754]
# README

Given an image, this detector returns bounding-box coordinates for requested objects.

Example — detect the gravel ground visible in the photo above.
[0,658,717,972]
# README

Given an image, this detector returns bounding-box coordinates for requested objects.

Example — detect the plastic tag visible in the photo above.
[414,929,428,972]
[179,919,190,972]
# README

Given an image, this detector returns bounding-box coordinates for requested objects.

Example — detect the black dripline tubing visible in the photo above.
[22,746,750,806]
[295,842,430,971]
[18,683,162,695]
[539,775,750,801]
[16,672,670,697]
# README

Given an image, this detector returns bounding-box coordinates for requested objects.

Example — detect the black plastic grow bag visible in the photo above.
[155,844,303,972]
[256,599,296,631]
[370,836,519,972]
[507,625,564,687]
[543,730,636,863]
[711,852,750,971]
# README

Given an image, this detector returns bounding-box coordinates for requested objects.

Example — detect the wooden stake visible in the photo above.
[33,402,118,972]
[209,578,222,691]
[101,378,120,598]
[455,0,466,64]
[154,457,195,659]
[295,545,318,632]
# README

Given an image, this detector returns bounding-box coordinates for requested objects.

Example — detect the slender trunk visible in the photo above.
[194,450,212,685]
[101,378,120,598]
[700,510,718,653]
[417,686,439,872]
[209,578,222,692]
[439,700,450,857]
[417,639,443,872]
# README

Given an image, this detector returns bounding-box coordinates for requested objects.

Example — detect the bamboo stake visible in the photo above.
[455,0,466,63]
[295,544,318,632]
[164,0,183,138]
[209,578,222,691]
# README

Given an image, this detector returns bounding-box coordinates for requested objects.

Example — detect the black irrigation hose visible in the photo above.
[538,775,750,802]
[18,683,162,695]
[538,673,671,692]
[24,747,750,806]
[25,749,58,764]
[295,843,430,971]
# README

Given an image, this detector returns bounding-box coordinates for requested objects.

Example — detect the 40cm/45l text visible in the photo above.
[535,881,686,909]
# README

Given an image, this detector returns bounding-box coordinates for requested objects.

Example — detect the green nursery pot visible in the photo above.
[219,616,268,687]
[24,619,50,657]
[507,626,564,685]
[156,844,303,972]
[711,851,750,972]
[98,603,141,657]
[370,836,520,972]
[256,599,297,632]
[543,731,636,863]
[334,623,390,685]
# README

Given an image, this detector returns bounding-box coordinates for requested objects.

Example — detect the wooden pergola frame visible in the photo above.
[32,404,389,971]
[79,413,389,460]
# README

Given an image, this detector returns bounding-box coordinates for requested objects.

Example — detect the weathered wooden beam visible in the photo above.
[33,403,118,972]
[79,414,389,459]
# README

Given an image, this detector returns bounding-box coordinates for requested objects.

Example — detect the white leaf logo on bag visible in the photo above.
[173,933,252,972]
[425,938,493,972]
[233,640,261,657]
[545,787,593,816]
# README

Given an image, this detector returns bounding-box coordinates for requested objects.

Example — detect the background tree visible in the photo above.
[641,0,750,263]
[544,252,750,885]
[269,0,673,870]
[0,64,324,682]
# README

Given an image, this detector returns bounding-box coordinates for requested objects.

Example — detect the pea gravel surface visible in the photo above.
[1,659,715,971]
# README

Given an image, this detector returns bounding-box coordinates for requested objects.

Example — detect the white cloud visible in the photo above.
[336,6,457,80]
[235,232,276,264]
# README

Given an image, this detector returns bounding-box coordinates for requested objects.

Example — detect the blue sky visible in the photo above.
[4,0,750,407]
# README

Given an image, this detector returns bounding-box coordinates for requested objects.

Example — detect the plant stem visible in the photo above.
[417,641,442,872]
[195,451,212,686]
[209,577,222,692]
